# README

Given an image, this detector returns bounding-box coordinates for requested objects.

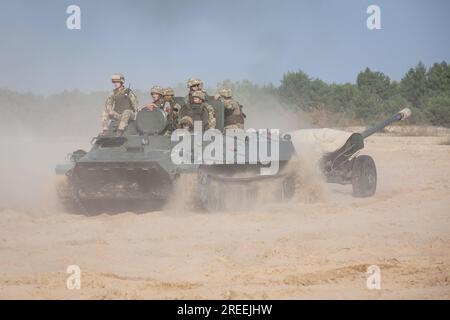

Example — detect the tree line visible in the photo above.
[0,61,449,136]
[219,61,450,127]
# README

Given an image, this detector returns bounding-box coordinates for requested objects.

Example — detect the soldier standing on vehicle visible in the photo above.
[101,73,139,136]
[214,88,245,130]
[179,91,215,131]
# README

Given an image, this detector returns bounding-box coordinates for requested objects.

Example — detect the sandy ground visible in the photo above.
[0,133,449,299]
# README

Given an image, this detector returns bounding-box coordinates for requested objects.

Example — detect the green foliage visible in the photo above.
[422,93,450,126]
[427,62,450,94]
[278,71,331,111]
[357,68,392,99]
[352,89,384,120]
[1,61,450,135]
[276,62,450,126]
[400,62,428,109]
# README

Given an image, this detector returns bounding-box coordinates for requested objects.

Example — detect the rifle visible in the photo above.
[125,83,131,97]
[240,104,247,119]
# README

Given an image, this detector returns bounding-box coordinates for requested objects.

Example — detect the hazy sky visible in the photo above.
[1,0,449,94]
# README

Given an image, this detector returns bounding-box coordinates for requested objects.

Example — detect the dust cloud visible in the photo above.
[162,89,326,214]
[0,87,322,214]
[1,87,450,299]
[241,93,310,132]
[0,136,88,212]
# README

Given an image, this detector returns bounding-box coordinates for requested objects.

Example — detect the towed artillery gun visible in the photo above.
[293,108,412,197]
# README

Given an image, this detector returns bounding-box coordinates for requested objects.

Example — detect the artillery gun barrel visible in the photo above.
[360,108,412,139]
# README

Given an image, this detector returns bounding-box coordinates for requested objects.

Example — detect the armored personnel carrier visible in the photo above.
[55,97,294,213]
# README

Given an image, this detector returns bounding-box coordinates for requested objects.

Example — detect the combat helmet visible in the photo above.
[179,116,194,129]
[219,88,233,98]
[150,85,164,95]
[111,73,125,84]
[163,87,175,96]
[187,77,203,89]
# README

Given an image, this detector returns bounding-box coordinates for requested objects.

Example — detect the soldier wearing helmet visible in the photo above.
[145,85,165,111]
[178,116,194,131]
[143,85,175,135]
[184,77,209,104]
[215,88,245,130]
[101,73,139,136]
[179,90,216,131]
[163,87,181,115]
[162,87,181,132]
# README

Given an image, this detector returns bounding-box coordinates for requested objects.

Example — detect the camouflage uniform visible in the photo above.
[184,77,209,104]
[205,104,216,129]
[178,116,194,131]
[178,91,215,131]
[218,89,245,130]
[163,87,181,133]
[149,85,165,109]
[147,86,173,134]
[102,74,139,132]
[182,78,215,129]
[184,90,209,104]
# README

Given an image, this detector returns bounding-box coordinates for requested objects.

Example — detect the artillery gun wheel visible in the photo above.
[351,155,377,197]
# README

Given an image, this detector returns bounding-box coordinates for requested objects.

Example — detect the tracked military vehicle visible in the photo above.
[55,100,411,214]
[55,97,294,213]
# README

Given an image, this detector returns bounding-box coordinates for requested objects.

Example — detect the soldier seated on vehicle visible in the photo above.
[184,78,216,129]
[184,77,209,104]
[101,73,139,137]
[143,86,179,135]
[145,86,165,111]
[162,87,181,133]
[214,88,245,131]
[163,87,181,114]
[178,91,216,131]
[178,116,194,131]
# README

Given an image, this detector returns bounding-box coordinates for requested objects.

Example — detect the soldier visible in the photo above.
[184,78,215,129]
[145,85,165,111]
[163,87,181,132]
[215,88,245,130]
[143,85,175,135]
[184,77,209,104]
[178,116,194,131]
[101,73,139,136]
[178,91,216,131]
[163,87,181,114]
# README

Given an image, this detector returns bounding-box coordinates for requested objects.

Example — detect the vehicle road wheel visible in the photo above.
[351,155,377,198]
